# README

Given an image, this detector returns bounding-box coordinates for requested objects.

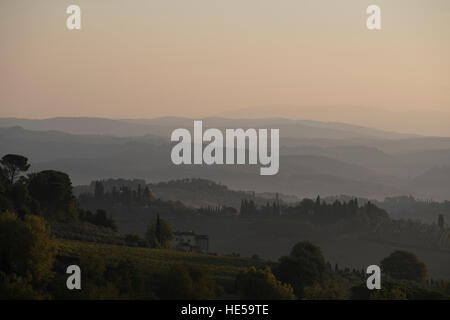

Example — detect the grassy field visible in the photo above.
[54,239,269,289]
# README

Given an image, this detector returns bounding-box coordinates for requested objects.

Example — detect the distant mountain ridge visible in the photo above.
[0,116,414,140]
[216,105,450,137]
[1,119,450,200]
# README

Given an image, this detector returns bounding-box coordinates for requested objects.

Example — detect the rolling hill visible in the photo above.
[1,117,449,200]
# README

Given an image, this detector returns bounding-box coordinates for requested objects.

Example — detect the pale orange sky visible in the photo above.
[0,0,449,132]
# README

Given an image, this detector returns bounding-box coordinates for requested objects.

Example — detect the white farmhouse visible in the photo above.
[172,231,209,253]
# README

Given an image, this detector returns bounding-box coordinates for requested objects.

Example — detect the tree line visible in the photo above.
[0,154,115,229]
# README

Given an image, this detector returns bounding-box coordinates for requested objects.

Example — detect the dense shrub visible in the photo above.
[236,266,295,300]
[157,264,218,299]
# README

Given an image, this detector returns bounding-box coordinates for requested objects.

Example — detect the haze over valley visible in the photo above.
[1,116,449,200]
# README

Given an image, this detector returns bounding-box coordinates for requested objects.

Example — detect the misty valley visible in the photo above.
[1,117,450,300]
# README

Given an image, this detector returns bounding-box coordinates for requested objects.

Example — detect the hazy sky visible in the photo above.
[1,1,449,125]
